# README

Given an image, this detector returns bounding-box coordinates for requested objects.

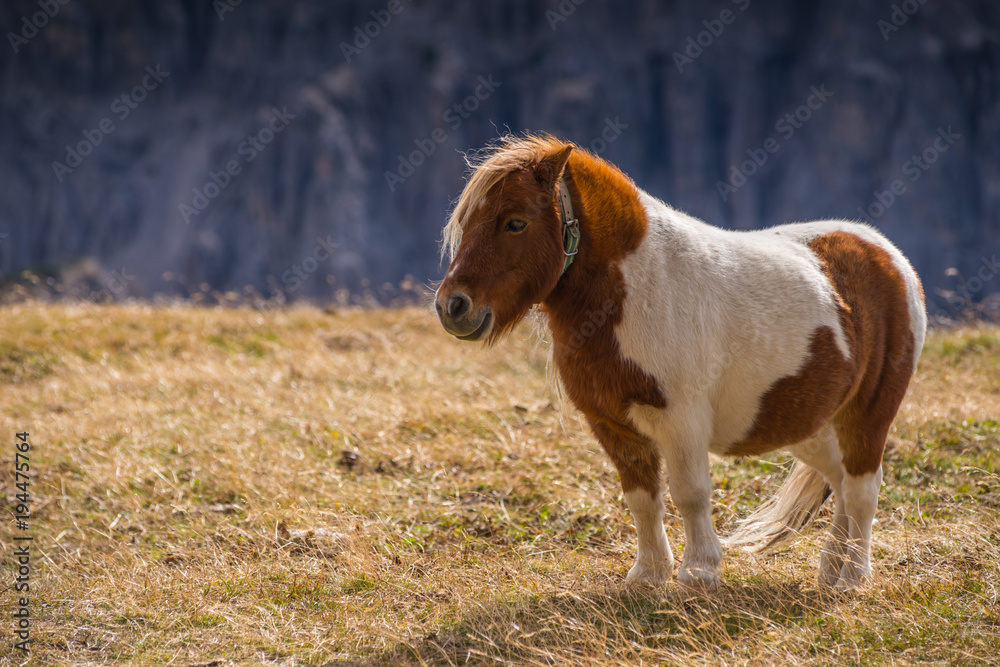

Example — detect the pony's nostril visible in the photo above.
[447,294,471,320]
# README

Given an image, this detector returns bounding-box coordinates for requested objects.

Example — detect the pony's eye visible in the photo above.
[504,218,528,234]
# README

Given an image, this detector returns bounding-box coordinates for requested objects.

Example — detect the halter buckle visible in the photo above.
[563,218,579,257]
[557,178,580,273]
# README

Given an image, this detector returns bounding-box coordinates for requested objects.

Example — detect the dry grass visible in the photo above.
[1,302,998,666]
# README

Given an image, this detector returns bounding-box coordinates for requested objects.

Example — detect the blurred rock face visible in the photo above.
[1,0,998,310]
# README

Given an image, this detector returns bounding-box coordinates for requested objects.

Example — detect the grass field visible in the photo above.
[1,302,999,665]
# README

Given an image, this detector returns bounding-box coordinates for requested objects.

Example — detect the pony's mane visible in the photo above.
[442,133,572,261]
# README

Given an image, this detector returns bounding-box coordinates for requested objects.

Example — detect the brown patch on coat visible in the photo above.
[725,324,855,458]
[814,232,920,476]
[542,149,667,495]
[726,231,920,476]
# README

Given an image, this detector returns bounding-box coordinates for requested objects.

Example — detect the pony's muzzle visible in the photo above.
[435,290,493,341]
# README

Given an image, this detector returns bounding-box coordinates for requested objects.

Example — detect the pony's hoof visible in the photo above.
[677,565,720,591]
[818,566,841,588]
[625,558,671,587]
[832,561,871,590]
[818,554,845,588]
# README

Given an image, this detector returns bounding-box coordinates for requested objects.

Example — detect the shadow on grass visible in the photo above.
[362,579,832,666]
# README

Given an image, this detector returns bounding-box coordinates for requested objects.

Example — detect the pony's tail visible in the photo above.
[723,461,831,552]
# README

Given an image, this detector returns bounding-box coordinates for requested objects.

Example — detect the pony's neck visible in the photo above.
[561,152,649,268]
[542,151,650,347]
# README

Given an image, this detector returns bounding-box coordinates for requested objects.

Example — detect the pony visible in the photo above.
[435,133,926,590]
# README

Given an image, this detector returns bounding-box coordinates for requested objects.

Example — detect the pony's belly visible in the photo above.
[707,409,757,455]
[705,366,804,456]
[716,324,856,457]
[621,321,846,458]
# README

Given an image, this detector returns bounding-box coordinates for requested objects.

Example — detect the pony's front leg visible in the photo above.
[653,410,722,589]
[588,418,673,586]
[623,485,673,586]
[665,447,722,589]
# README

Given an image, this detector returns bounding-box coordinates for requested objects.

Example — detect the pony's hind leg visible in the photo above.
[786,423,848,586]
[837,466,882,589]
[820,496,850,587]
[790,421,882,588]
[831,411,892,589]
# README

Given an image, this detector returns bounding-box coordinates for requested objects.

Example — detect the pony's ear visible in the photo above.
[534,145,573,190]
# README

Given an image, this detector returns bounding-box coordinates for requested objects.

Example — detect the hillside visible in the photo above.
[1,303,998,665]
[3,0,1000,309]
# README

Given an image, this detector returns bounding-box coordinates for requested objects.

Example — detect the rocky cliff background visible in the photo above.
[2,0,999,313]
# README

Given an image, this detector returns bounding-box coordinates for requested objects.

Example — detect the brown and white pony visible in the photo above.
[435,134,925,590]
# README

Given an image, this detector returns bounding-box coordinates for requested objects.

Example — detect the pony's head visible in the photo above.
[436,134,574,343]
